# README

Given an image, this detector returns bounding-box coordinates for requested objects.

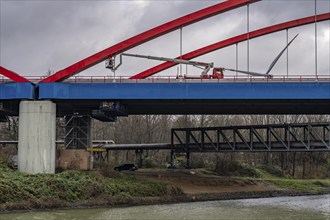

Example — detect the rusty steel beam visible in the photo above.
[41,0,259,82]
[130,12,330,79]
[0,66,30,83]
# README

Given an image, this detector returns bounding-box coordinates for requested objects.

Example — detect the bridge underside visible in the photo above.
[53,99,330,115]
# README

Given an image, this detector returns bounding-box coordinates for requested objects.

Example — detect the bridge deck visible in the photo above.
[39,82,330,115]
[1,81,329,115]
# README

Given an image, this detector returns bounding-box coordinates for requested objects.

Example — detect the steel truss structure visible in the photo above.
[171,123,330,153]
[64,115,92,149]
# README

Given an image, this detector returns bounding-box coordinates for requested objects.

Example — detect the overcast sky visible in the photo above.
[0,0,329,79]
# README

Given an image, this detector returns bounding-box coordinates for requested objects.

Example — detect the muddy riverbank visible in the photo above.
[0,166,329,212]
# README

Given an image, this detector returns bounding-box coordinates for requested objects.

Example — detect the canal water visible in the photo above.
[1,194,329,220]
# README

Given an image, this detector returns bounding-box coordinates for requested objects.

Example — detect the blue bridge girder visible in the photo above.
[0,83,35,100]
[0,83,35,118]
[0,82,329,116]
[38,82,330,115]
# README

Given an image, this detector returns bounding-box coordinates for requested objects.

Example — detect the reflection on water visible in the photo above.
[1,194,329,220]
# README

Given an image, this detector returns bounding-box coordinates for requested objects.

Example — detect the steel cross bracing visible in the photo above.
[64,115,92,149]
[171,123,330,153]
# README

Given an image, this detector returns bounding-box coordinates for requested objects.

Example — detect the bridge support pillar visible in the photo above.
[18,101,56,174]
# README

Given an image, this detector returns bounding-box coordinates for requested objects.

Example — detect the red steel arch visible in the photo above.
[41,0,259,82]
[130,13,330,79]
[0,66,30,83]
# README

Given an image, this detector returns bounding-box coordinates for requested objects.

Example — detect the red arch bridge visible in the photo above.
[0,1,329,173]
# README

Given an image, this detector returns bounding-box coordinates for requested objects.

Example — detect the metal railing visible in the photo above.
[1,75,330,84]
[60,75,330,83]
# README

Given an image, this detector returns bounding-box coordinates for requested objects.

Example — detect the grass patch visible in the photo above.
[266,178,330,192]
[0,165,183,210]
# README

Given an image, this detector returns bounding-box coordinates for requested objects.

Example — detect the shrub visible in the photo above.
[143,158,158,168]
[257,164,284,177]
[214,159,259,177]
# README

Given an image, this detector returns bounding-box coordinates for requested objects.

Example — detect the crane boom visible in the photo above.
[106,52,223,79]
[122,53,213,68]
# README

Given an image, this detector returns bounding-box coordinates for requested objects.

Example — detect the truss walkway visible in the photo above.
[171,123,330,153]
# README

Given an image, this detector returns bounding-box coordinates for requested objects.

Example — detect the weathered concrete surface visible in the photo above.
[18,101,56,174]
[56,149,93,171]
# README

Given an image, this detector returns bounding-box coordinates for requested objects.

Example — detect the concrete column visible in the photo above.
[18,101,56,174]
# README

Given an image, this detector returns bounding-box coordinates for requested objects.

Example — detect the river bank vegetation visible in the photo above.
[0,162,329,211]
[0,114,329,211]
[0,164,183,211]
[1,115,329,180]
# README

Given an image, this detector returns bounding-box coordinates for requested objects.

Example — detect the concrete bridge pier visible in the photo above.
[18,100,56,174]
